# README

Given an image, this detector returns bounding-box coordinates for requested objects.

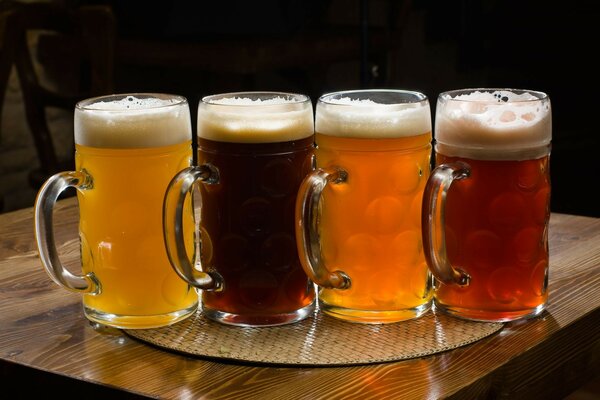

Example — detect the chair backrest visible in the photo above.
[0,1,115,188]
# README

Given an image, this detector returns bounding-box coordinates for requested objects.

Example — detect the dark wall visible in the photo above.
[82,0,600,217]
[417,0,600,217]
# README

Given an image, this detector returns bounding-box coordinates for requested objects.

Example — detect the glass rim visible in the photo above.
[438,88,549,103]
[201,91,311,107]
[76,93,188,111]
[318,89,428,106]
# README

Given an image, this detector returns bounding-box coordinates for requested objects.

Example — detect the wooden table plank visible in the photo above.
[1,198,599,399]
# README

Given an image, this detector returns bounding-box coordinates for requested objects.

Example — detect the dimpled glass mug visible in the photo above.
[34,93,198,329]
[422,88,552,322]
[163,92,316,326]
[295,89,434,323]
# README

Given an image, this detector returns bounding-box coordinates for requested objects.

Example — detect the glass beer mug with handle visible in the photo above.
[422,88,552,322]
[296,89,434,323]
[163,92,316,327]
[34,93,199,329]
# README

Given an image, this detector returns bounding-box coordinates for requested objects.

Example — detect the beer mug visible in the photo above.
[422,88,552,322]
[296,89,433,323]
[34,93,198,329]
[163,92,316,326]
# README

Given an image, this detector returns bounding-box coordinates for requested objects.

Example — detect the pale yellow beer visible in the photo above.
[35,94,198,329]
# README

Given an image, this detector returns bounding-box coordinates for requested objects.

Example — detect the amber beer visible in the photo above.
[296,89,433,323]
[35,94,198,329]
[423,88,552,322]
[164,92,316,326]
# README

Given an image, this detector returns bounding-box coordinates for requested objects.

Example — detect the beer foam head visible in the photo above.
[316,90,431,138]
[75,94,192,148]
[435,89,552,160]
[197,92,313,143]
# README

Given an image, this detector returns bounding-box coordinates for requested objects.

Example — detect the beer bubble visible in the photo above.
[500,110,516,122]
[521,112,536,121]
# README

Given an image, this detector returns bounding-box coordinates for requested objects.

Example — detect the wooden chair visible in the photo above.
[0,1,115,190]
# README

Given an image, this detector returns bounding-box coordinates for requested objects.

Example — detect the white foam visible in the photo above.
[197,96,313,143]
[435,90,552,160]
[452,90,539,103]
[316,98,431,138]
[210,96,293,106]
[75,95,192,148]
[85,95,179,110]
[327,97,378,106]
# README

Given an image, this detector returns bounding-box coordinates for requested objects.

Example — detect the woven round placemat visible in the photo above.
[125,308,503,366]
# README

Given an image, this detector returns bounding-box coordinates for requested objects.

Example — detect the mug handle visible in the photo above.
[422,161,472,286]
[295,167,351,289]
[163,164,223,290]
[34,170,100,293]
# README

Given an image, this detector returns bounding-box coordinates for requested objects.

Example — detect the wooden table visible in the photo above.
[1,198,599,399]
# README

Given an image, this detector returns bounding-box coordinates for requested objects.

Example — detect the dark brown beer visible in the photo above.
[194,92,315,326]
[197,136,315,325]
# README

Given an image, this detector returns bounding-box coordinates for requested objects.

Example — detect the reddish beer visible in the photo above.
[423,88,552,322]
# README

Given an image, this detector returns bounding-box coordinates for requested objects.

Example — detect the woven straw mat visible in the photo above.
[125,308,503,366]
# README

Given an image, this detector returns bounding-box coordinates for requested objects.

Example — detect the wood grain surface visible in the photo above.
[1,197,599,399]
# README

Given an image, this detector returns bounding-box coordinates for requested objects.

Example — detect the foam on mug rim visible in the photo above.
[316,91,431,138]
[208,96,298,106]
[197,92,314,143]
[75,94,192,148]
[435,89,552,160]
[444,89,544,103]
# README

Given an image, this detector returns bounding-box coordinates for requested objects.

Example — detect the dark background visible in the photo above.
[27,0,600,217]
